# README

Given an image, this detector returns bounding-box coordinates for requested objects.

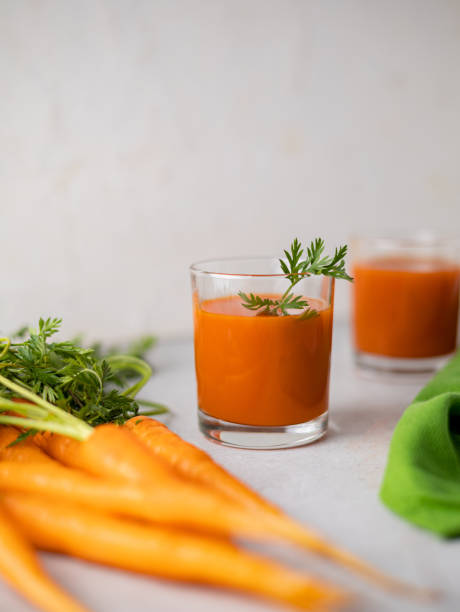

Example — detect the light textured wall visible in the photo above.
[1,0,459,339]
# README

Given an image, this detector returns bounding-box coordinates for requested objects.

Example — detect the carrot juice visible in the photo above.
[191,239,349,448]
[193,295,333,427]
[353,256,460,359]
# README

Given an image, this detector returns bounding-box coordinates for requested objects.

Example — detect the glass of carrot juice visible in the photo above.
[352,234,460,373]
[190,255,336,449]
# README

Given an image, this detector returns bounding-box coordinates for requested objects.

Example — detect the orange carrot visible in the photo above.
[0,426,55,463]
[0,502,91,612]
[2,491,346,612]
[34,423,432,599]
[0,460,303,542]
[32,427,366,557]
[125,417,435,601]
[35,424,178,482]
[125,416,275,511]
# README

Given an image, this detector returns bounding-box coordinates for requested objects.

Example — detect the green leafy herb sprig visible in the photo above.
[0,318,167,432]
[239,238,352,318]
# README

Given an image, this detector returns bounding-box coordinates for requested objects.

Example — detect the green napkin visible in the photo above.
[380,351,460,537]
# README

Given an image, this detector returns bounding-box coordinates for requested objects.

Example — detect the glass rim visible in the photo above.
[189,256,334,280]
[349,230,460,250]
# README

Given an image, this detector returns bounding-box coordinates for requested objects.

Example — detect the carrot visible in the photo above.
[0,460,306,543]
[27,418,428,600]
[2,491,346,611]
[35,424,179,482]
[34,426,298,540]
[125,416,275,511]
[0,426,55,463]
[125,416,436,601]
[0,502,91,612]
[31,426,379,564]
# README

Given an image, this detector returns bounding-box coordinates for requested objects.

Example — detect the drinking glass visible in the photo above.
[351,233,460,373]
[190,257,334,449]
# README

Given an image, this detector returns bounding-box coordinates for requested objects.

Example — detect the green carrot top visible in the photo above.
[0,317,168,441]
[239,238,352,318]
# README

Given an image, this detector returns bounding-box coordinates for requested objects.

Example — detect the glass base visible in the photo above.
[198,409,328,450]
[354,350,453,374]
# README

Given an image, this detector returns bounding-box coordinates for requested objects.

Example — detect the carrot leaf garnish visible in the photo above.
[239,237,352,317]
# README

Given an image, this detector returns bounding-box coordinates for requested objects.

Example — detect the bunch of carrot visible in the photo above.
[0,360,438,612]
[0,418,349,612]
[0,406,437,612]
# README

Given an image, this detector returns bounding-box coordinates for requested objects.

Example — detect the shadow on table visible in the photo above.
[326,402,408,441]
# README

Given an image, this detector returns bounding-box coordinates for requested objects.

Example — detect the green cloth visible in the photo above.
[380,352,460,537]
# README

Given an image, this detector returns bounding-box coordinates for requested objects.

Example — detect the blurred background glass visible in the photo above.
[351,233,460,373]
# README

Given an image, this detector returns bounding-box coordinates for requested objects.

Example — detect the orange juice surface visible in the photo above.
[353,256,460,358]
[193,295,333,427]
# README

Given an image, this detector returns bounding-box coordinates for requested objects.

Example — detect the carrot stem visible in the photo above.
[0,397,47,418]
[0,375,92,439]
[0,416,88,439]
[105,355,152,399]
[136,399,169,415]
[0,338,10,359]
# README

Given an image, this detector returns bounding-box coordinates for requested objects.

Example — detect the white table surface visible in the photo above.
[1,325,459,612]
